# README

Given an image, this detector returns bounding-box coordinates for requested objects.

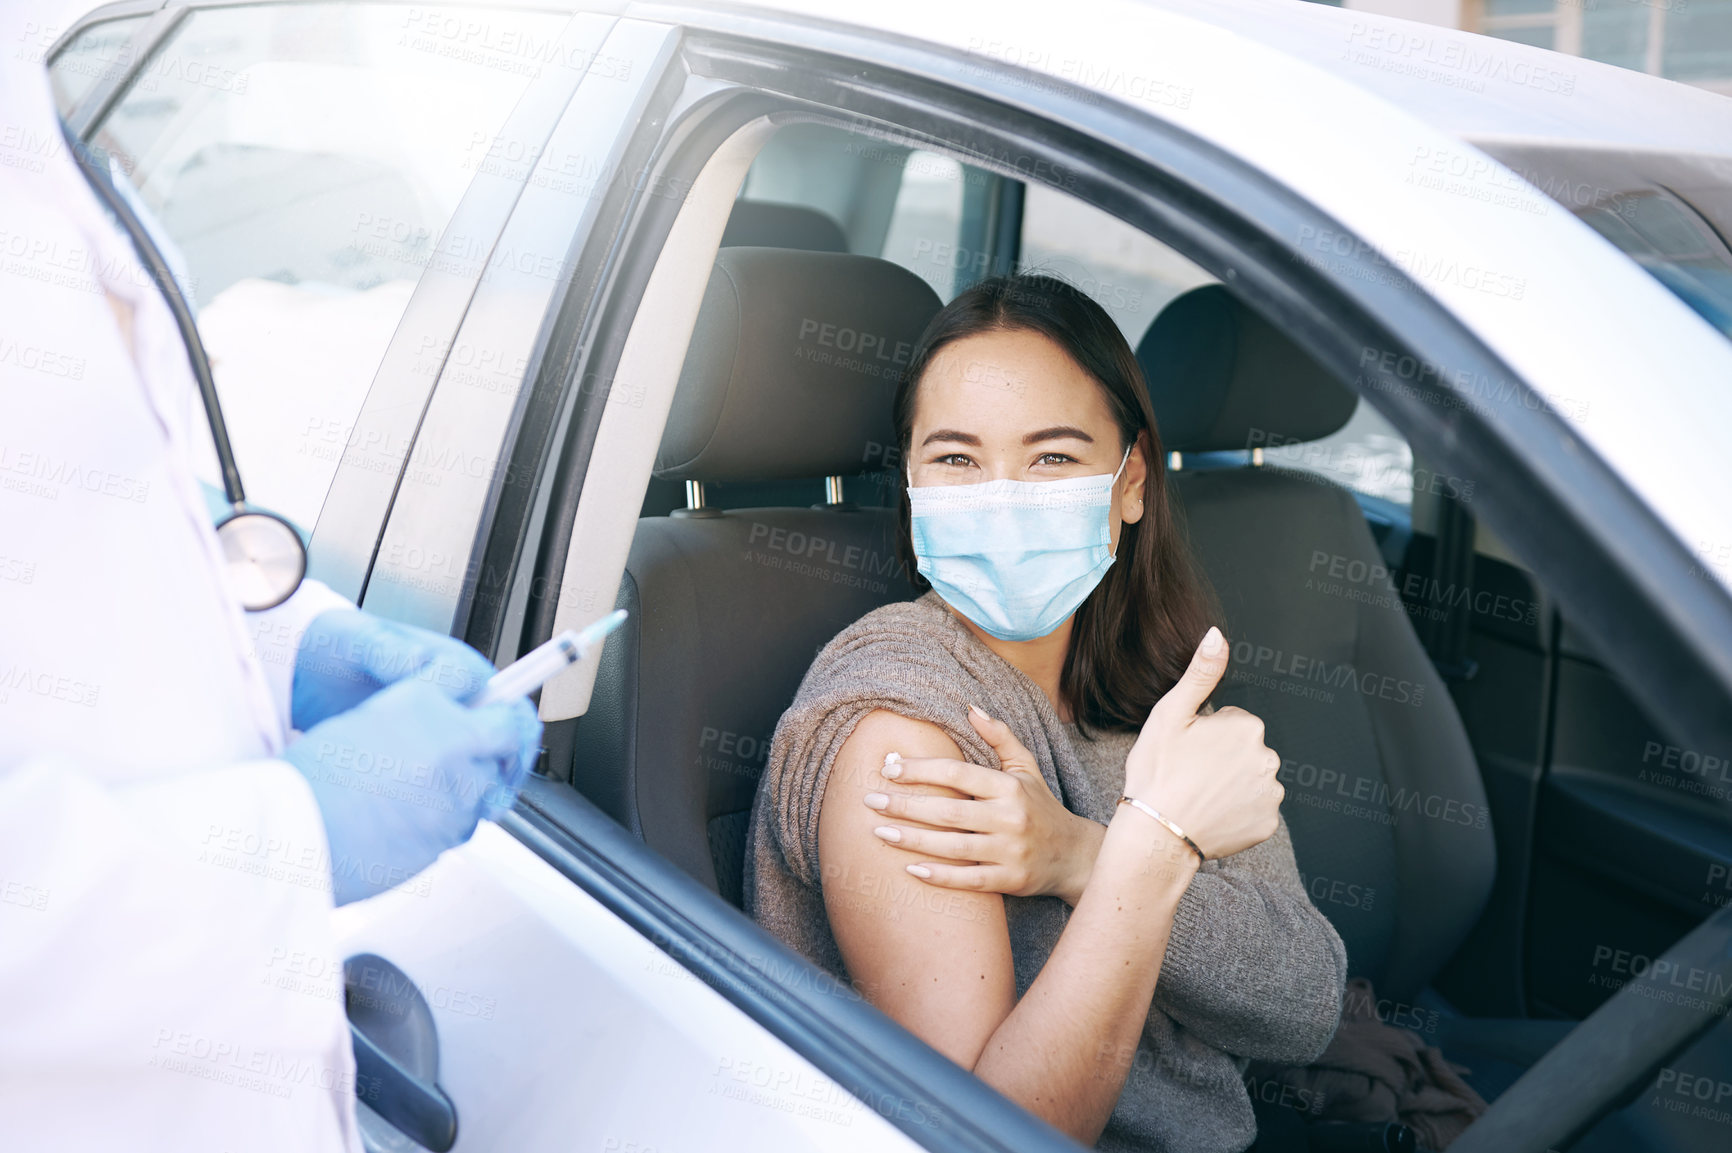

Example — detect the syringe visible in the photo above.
[469,609,629,709]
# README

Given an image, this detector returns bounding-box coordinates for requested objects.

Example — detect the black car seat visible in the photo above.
[570,247,938,906]
[1135,286,1574,1094]
[1136,289,1732,1153]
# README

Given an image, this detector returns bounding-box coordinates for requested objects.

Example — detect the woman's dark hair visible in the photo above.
[893,273,1220,735]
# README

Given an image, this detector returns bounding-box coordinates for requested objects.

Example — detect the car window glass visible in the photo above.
[1019,180,1215,341]
[671,129,997,515]
[1472,143,1732,342]
[735,125,996,301]
[68,2,564,531]
[46,17,148,115]
[1020,185,1415,512]
[735,122,899,255]
[877,149,971,300]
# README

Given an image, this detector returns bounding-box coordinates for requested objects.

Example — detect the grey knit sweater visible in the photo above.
[744,592,1348,1153]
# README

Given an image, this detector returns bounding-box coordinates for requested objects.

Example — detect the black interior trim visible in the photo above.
[1542,770,1732,920]
[504,779,1083,1153]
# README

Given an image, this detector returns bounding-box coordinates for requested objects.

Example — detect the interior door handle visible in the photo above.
[352,1021,459,1152]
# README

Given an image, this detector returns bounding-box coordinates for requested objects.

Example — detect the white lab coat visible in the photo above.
[0,63,362,1152]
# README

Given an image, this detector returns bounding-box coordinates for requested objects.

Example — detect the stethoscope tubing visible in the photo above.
[58,116,308,611]
[58,117,249,514]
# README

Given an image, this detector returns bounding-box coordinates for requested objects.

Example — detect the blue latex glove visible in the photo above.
[292,609,495,731]
[284,678,542,905]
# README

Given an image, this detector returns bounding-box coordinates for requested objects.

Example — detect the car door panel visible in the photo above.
[1399,522,1732,1034]
[1529,632,1732,1020]
[333,821,929,1152]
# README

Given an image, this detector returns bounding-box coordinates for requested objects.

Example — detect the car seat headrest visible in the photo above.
[1135,285,1356,453]
[656,247,943,483]
[720,199,848,253]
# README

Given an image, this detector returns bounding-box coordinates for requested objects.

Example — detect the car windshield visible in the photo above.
[1476,142,1732,341]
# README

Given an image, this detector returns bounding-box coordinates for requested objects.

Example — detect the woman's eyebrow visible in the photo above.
[920,429,982,448]
[1022,426,1095,445]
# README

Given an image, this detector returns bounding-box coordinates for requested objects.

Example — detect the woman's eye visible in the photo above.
[934,454,975,467]
[1035,453,1077,466]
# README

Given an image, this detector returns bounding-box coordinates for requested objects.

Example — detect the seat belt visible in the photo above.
[1423,494,1480,682]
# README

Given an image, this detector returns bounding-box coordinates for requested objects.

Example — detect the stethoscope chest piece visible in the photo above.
[215,509,306,612]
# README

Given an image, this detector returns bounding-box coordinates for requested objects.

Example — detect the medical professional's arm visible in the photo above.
[245,580,356,734]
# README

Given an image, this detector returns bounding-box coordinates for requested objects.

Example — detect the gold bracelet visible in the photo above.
[1117,796,1207,864]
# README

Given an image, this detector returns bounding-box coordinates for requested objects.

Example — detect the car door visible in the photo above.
[1421,144,1732,1030]
[481,7,1732,1152]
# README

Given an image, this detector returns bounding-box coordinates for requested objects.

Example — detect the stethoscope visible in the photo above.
[60,119,307,611]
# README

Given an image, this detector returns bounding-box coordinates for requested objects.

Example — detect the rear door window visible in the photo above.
[1021,184,1416,520]
[65,2,565,532]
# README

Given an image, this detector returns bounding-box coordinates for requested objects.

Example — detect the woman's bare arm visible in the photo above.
[819,708,1199,1142]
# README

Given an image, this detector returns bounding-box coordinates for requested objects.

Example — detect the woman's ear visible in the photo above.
[1120,439,1149,525]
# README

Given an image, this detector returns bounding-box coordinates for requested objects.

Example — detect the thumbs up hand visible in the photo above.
[1122,627,1284,861]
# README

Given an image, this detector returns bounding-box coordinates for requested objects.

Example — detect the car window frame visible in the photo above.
[49,3,183,137]
[646,11,1732,762]
[467,11,1732,1149]
[517,9,1732,759]
[361,15,684,638]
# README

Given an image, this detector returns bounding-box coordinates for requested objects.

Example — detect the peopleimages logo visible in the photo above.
[1278,760,1489,830]
[1229,639,1426,708]
[795,318,915,379]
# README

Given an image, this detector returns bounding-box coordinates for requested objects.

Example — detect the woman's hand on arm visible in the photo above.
[821,705,1195,1142]
[818,708,1018,1071]
[819,629,1283,1145]
[863,705,1106,906]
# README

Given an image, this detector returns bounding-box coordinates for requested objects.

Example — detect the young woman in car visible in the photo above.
[745,274,1346,1153]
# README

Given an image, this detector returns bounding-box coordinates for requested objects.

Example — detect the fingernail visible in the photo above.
[863,793,889,810]
[1201,626,1223,655]
[874,825,902,843]
[968,703,991,721]
[906,864,931,878]
[881,760,902,780]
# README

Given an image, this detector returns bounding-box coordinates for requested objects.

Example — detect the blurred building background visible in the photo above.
[1324,0,1732,95]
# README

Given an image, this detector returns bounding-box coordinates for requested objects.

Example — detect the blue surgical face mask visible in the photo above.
[907,446,1131,642]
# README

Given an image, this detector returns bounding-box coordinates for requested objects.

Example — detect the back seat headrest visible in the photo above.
[656,247,943,483]
[1136,284,1355,453]
[720,199,848,253]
